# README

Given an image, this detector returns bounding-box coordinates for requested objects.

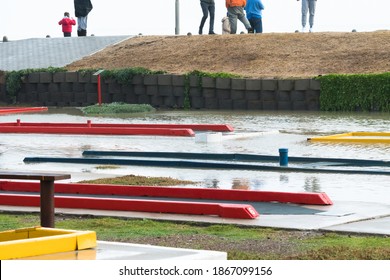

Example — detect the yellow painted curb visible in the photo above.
[0,226,96,260]
[308,132,390,144]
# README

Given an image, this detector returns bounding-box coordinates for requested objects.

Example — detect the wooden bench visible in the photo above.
[0,171,71,228]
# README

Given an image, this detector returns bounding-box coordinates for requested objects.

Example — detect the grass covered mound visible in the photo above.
[82,102,155,116]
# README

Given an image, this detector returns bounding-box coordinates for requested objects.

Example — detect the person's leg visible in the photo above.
[227,7,238,34]
[208,4,215,34]
[249,18,263,34]
[236,7,252,32]
[199,2,209,34]
[308,0,317,30]
[64,32,71,37]
[301,0,309,31]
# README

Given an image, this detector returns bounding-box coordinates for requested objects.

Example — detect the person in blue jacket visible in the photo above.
[245,0,265,34]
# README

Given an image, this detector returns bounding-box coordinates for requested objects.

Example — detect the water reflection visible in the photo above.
[303,177,321,193]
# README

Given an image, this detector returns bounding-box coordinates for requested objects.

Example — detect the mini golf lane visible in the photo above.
[0,181,333,219]
[0,107,48,115]
[0,181,333,205]
[0,119,234,136]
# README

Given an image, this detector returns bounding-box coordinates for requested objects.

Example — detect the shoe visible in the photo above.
[199,29,202,35]
[301,27,306,33]
[248,27,254,34]
[208,31,217,35]
[309,28,313,33]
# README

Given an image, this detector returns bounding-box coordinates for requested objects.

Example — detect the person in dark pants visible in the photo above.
[74,0,93,36]
[199,0,216,35]
[245,0,264,34]
[58,12,76,37]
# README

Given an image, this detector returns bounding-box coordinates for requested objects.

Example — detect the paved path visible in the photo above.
[0,36,132,71]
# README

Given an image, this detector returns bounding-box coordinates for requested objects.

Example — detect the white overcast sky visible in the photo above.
[1,0,389,40]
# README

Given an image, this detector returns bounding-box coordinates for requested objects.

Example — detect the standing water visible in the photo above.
[1,109,390,205]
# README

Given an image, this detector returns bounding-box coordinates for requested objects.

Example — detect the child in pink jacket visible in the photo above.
[58,12,76,37]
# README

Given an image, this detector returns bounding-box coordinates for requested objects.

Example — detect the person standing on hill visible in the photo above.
[199,0,216,35]
[298,0,317,32]
[245,0,264,33]
[58,12,76,37]
[74,0,93,36]
[226,0,253,34]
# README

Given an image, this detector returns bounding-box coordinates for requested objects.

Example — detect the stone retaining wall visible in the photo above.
[0,72,321,110]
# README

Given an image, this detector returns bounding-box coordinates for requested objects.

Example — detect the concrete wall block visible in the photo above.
[17,92,27,103]
[84,83,97,93]
[278,79,294,91]
[189,87,201,97]
[108,82,122,94]
[37,92,48,103]
[216,77,231,89]
[158,85,174,96]
[277,91,291,102]
[48,83,60,94]
[53,72,66,83]
[75,92,87,103]
[305,90,320,102]
[307,100,320,111]
[91,74,98,83]
[60,82,72,93]
[158,74,172,86]
[173,86,184,97]
[24,92,38,103]
[190,96,204,109]
[132,75,144,85]
[278,101,292,110]
[294,79,310,91]
[125,92,138,103]
[310,79,321,90]
[175,96,185,108]
[28,73,40,83]
[162,96,176,107]
[112,92,125,102]
[134,85,146,95]
[102,92,113,104]
[232,78,246,90]
[65,72,79,83]
[262,79,277,90]
[144,74,158,85]
[62,92,74,102]
[146,85,159,96]
[172,75,185,86]
[290,90,306,102]
[292,101,307,111]
[219,99,233,110]
[231,90,245,100]
[37,84,48,93]
[247,100,262,110]
[246,79,261,91]
[121,84,133,95]
[189,75,200,87]
[216,89,231,100]
[262,100,277,110]
[49,92,62,102]
[260,90,276,101]
[233,100,247,110]
[86,92,97,104]
[204,98,219,109]
[203,88,216,98]
[202,76,215,88]
[25,83,38,93]
[73,82,85,93]
[138,94,150,104]
[78,72,91,83]
[245,90,260,100]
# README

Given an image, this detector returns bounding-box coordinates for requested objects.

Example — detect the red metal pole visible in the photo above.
[97,74,102,106]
